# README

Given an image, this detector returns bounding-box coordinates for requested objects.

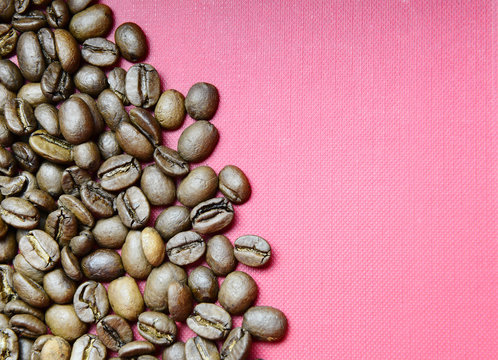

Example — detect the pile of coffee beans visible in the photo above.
[0,0,287,359]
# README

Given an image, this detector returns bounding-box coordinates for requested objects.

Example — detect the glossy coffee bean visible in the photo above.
[108,276,144,321]
[153,146,189,178]
[43,268,76,304]
[92,215,128,249]
[12,11,47,33]
[74,65,107,97]
[115,120,154,162]
[40,61,74,102]
[97,89,129,131]
[12,271,50,308]
[0,60,23,92]
[0,24,17,58]
[73,141,101,172]
[154,205,191,240]
[0,146,15,177]
[139,227,165,267]
[187,303,232,340]
[0,265,17,311]
[71,334,106,360]
[167,281,193,322]
[37,27,57,64]
[58,194,94,228]
[54,29,81,74]
[125,63,160,108]
[46,305,88,341]
[73,281,109,323]
[0,328,19,360]
[38,336,71,360]
[220,327,252,360]
[12,142,39,173]
[177,166,218,208]
[81,37,119,67]
[155,90,186,130]
[206,235,237,276]
[242,306,287,342]
[166,231,205,266]
[185,82,219,120]
[68,231,94,257]
[0,231,17,263]
[67,0,93,14]
[18,82,49,107]
[46,0,70,28]
[0,115,14,147]
[4,98,36,136]
[219,271,257,315]
[97,131,121,160]
[1,197,40,229]
[0,175,26,197]
[129,107,161,146]
[107,67,128,104]
[185,336,219,360]
[4,299,44,322]
[13,253,44,284]
[116,186,150,229]
[33,104,59,136]
[121,230,152,279]
[19,230,59,271]
[162,342,186,360]
[29,130,74,164]
[81,249,124,282]
[45,207,78,246]
[177,120,219,162]
[69,4,113,42]
[96,314,133,352]
[141,165,176,206]
[9,313,46,338]
[70,92,105,135]
[118,340,155,358]
[188,266,218,303]
[80,181,115,218]
[233,235,271,267]
[114,22,147,62]
[59,97,94,144]
[36,162,63,197]
[98,154,141,192]
[137,311,176,346]
[218,165,251,204]
[143,262,187,312]
[61,166,91,197]
[190,197,234,234]
[23,189,56,213]
[60,246,83,281]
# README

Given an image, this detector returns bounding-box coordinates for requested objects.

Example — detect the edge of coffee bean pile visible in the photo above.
[0,0,288,359]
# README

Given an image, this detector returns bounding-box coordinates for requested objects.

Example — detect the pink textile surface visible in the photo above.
[101,0,498,359]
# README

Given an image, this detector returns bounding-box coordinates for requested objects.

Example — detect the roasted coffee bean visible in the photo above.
[69,4,113,42]
[233,235,271,267]
[0,60,23,92]
[177,121,219,162]
[242,306,287,342]
[14,0,29,14]
[121,230,152,279]
[0,265,17,312]
[185,82,219,120]
[125,63,160,108]
[38,336,71,360]
[118,341,155,358]
[141,227,165,267]
[206,235,236,276]
[18,171,38,194]
[59,97,94,144]
[167,281,193,322]
[73,281,109,323]
[187,303,232,340]
[61,166,91,197]
[114,22,147,62]
[107,67,128,104]
[45,207,78,246]
[31,334,53,360]
[53,29,80,74]
[18,337,33,360]
[115,120,154,162]
[177,166,218,208]
[155,90,186,130]
[46,0,70,28]
[143,262,187,312]
[17,82,48,107]
[153,146,189,178]
[185,336,219,360]
[190,197,234,234]
[0,175,26,197]
[108,276,144,322]
[4,98,36,135]
[36,162,63,197]
[0,328,19,360]
[71,334,106,360]
[4,299,43,321]
[129,107,161,146]
[67,0,92,14]
[12,271,50,308]
[46,304,88,341]
[58,194,94,227]
[13,253,44,284]
[97,131,121,160]
[71,92,105,135]
[220,327,252,360]
[92,215,127,249]
[37,27,57,65]
[141,165,176,206]
[0,146,16,176]
[138,311,176,346]
[19,230,59,271]
[155,205,191,240]
[218,165,251,204]
[188,266,219,303]
[80,181,115,218]
[96,314,133,352]
[1,197,39,229]
[29,130,74,164]
[219,271,257,315]
[23,190,56,213]
[12,142,39,173]
[81,249,124,282]
[43,268,76,304]
[116,186,150,229]
[81,37,119,67]
[0,0,15,21]
[97,89,129,130]
[98,154,141,192]
[68,231,94,257]
[60,246,83,281]
[73,142,101,172]
[166,231,205,266]
[0,231,17,263]
[9,314,46,338]
[12,10,47,33]
[74,65,107,97]
[34,103,59,136]
[40,62,73,102]
[0,24,17,57]
[162,342,186,360]
[0,115,14,147]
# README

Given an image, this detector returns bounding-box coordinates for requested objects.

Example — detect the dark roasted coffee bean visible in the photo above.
[42,268,76,304]
[185,336,219,360]
[114,22,147,62]
[137,311,176,346]
[81,249,124,282]
[59,97,94,144]
[187,303,232,340]
[0,60,23,92]
[44,207,78,246]
[45,304,88,341]
[37,336,71,360]
[0,175,26,196]
[163,342,185,360]
[141,165,176,206]
[58,194,94,227]
[23,189,56,213]
[12,11,47,33]
[29,130,73,164]
[155,205,191,240]
[129,107,161,146]
[143,262,187,312]
[108,276,143,321]
[4,98,36,135]
[18,171,37,194]
[125,63,160,108]
[19,229,59,271]
[118,341,154,358]
[53,29,80,74]
[206,235,236,276]
[71,92,105,134]
[40,62,73,102]
[185,82,219,120]
[46,0,70,28]
[36,161,63,197]
[107,67,128,104]
[166,231,205,266]
[155,90,186,130]
[12,142,39,173]
[74,65,107,97]
[121,230,152,279]
[188,266,218,303]
[71,334,107,360]
[68,231,94,257]
[96,314,133,352]
[0,146,16,176]
[115,120,154,162]
[190,197,234,234]
[0,265,17,312]
[61,166,91,197]
[177,166,218,208]
[167,281,193,322]
[9,314,46,338]
[98,154,141,192]
[67,0,92,14]
[13,253,44,284]
[242,306,287,342]
[178,121,219,163]
[0,24,17,58]
[73,280,109,323]
[60,245,83,281]
[1,197,39,229]
[0,115,14,147]
[0,328,19,360]
[34,103,59,136]
[0,231,17,263]
[14,0,29,13]
[73,141,101,172]
[153,146,189,178]
[18,337,33,360]
[220,327,252,360]
[81,37,119,67]
[17,82,48,107]
[12,271,50,308]
[37,27,57,65]
[116,186,150,229]
[97,89,129,130]
[219,271,257,315]
[4,299,44,320]
[92,215,127,249]
[0,0,15,21]
[80,181,115,218]
[218,165,251,205]
[140,227,165,267]
[97,131,121,160]
[233,235,271,267]
[69,4,113,42]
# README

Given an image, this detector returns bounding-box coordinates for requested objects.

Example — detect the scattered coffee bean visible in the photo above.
[137,311,176,345]
[38,336,71,360]
[234,235,271,267]
[118,340,155,358]
[81,249,124,282]
[12,271,50,308]
[92,215,128,249]
[0,265,17,311]
[167,281,193,322]
[186,303,232,340]
[44,207,78,246]
[144,262,187,312]
[0,60,23,92]
[141,165,176,206]
[177,120,219,162]
[12,142,39,173]
[81,37,119,67]
[121,230,152,279]
[33,103,60,136]
[0,231,17,263]
[70,334,106,360]
[154,146,190,178]
[125,63,160,108]
[141,227,165,267]
[73,280,109,323]
[162,341,185,360]
[190,197,234,234]
[115,186,150,229]
[96,314,133,352]
[0,328,19,360]
[185,82,219,120]
[97,131,122,160]
[69,4,113,42]
[115,22,147,62]
[97,89,129,130]
[97,154,141,192]
[61,165,91,197]
[42,268,76,304]
[74,64,107,97]
[218,165,251,204]
[155,90,186,130]
[108,276,144,322]
[53,29,80,74]
[177,165,218,208]
[220,327,252,360]
[9,313,47,338]
[1,197,40,229]
[18,336,33,360]
[18,229,60,271]
[188,266,219,303]
[155,205,192,240]
[46,0,70,28]
[4,98,36,136]
[185,336,219,360]
[67,0,93,14]
[218,271,257,315]
[206,235,237,276]
[166,231,206,266]
[80,181,115,219]
[242,306,287,342]
[0,24,18,58]
[29,130,74,164]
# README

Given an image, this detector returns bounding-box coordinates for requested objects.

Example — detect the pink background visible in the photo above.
[102,0,496,358]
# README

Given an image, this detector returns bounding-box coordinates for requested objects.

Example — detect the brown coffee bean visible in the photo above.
[43,268,76,304]
[185,336,219,360]
[155,90,186,130]
[46,0,70,28]
[166,231,205,266]
[125,63,160,108]
[114,22,147,62]
[185,82,219,120]
[141,227,165,267]
[14,0,29,13]
[73,281,109,323]
[60,246,83,281]
[17,83,49,107]
[177,120,219,163]
[0,60,23,92]
[53,29,80,74]
[0,115,14,147]
[81,249,124,282]
[34,103,59,136]
[218,271,257,315]
[67,0,93,14]
[31,334,53,360]
[29,130,74,164]
[0,231,17,263]
[92,215,128,249]
[18,229,59,272]
[39,336,71,360]
[154,205,191,240]
[116,186,150,229]
[59,97,94,144]
[141,165,176,206]
[206,235,237,276]
[73,141,101,173]
[108,276,144,322]
[37,27,57,65]
[115,120,154,162]
[58,194,94,228]
[218,165,251,204]
[220,327,252,360]
[188,266,219,303]
[242,306,287,342]
[12,271,50,308]
[167,281,193,323]
[153,146,190,178]
[18,336,33,360]
[118,341,155,358]
[0,265,17,312]
[80,181,115,219]
[4,298,44,321]
[13,10,47,33]
[0,146,16,176]
[0,328,19,360]
[107,67,128,104]
[96,314,133,352]
[177,166,218,208]
[69,4,113,42]
[0,24,18,58]
[13,253,44,284]
[44,207,78,246]
[4,98,36,136]
[61,166,91,197]
[12,142,39,173]
[97,131,122,160]
[73,65,107,97]
[162,342,185,360]
[129,107,162,146]
[1,197,40,230]
[187,303,232,340]
[0,175,26,197]
[97,89,129,130]
[68,230,94,257]
[81,37,119,67]
[71,92,105,135]
[9,313,47,338]
[35,162,63,198]
[233,235,271,267]
[143,262,187,312]
[23,190,56,213]
[137,311,176,346]
[98,154,141,192]
[121,230,152,279]
[190,197,234,235]
[40,61,74,102]
[71,334,106,359]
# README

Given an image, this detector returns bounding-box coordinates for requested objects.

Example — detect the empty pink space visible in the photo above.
[104,0,497,358]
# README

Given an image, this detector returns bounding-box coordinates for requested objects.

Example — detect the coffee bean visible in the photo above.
[13,253,44,284]
[108,276,144,322]
[0,231,17,263]
[187,303,232,340]
[219,271,257,315]
[18,337,33,360]
[98,154,141,192]
[153,146,190,178]
[29,130,74,164]
[97,131,122,160]
[107,67,128,104]
[31,334,53,360]
[167,281,193,322]
[115,22,147,62]
[73,281,109,323]
[46,304,88,341]
[60,246,83,281]
[141,227,165,267]
[40,62,74,102]
[121,230,152,279]
[46,0,70,28]
[12,142,39,173]
[185,336,219,360]
[96,314,133,352]
[74,65,107,97]
[155,205,191,240]
[73,141,101,172]
[17,82,49,107]
[242,306,287,342]
[81,249,124,282]
[233,235,271,267]
[0,175,26,197]
[143,262,187,312]
[18,171,38,195]
[53,29,81,74]
[205,235,237,276]
[23,190,57,213]
[69,4,113,42]
[116,186,150,229]
[67,0,93,14]
[185,82,219,120]
[118,341,155,358]
[9,313,46,338]
[35,162,63,197]
[0,328,19,360]
[0,265,17,312]
[61,166,91,197]
[129,107,162,146]
[37,27,57,65]
[0,60,23,92]
[0,146,16,176]
[58,194,94,228]
[220,327,252,360]
[14,0,29,14]
[218,165,251,204]
[12,271,50,308]
[4,98,36,136]
[4,299,44,320]
[141,165,176,206]
[166,231,205,266]
[68,230,94,257]
[115,120,154,162]
[92,215,128,249]
[81,37,119,67]
[177,120,219,162]
[155,90,186,130]
[42,268,76,304]
[19,229,59,271]
[97,89,129,130]
[125,63,160,108]
[190,197,234,235]
[0,115,14,147]
[12,10,47,33]
[137,311,176,345]
[188,266,219,303]
[1,197,40,229]
[44,207,78,246]
[80,181,115,219]
[59,97,94,144]
[34,103,59,136]
[71,334,107,360]
[162,342,185,360]
[0,24,18,58]
[38,336,71,360]
[177,166,218,208]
